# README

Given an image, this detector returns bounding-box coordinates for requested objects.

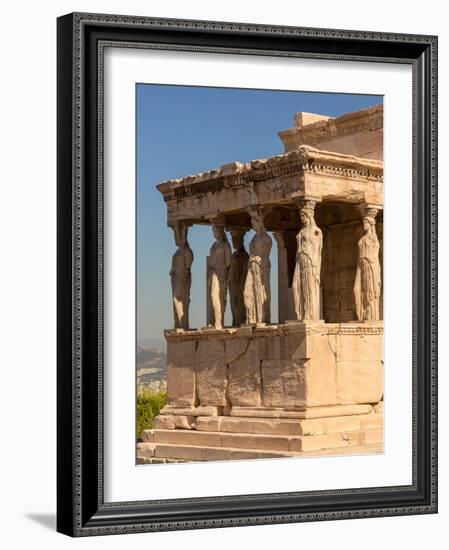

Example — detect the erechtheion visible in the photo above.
[138,104,384,462]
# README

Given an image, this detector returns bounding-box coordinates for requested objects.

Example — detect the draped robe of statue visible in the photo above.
[292,222,323,321]
[229,245,249,326]
[170,241,193,329]
[208,234,232,329]
[244,231,272,324]
[354,227,381,321]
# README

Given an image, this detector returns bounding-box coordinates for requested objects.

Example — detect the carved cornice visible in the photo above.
[164,322,384,342]
[278,104,383,150]
[157,145,384,203]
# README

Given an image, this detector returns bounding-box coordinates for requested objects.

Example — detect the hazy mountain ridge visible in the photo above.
[136,345,167,393]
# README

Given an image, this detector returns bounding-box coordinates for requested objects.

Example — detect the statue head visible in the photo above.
[230,229,246,250]
[300,206,315,227]
[212,224,226,241]
[357,204,380,235]
[363,216,376,233]
[363,216,377,238]
[249,207,265,233]
[172,222,187,247]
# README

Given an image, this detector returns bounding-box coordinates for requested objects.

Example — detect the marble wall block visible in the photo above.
[196,340,227,406]
[335,333,383,404]
[336,360,384,404]
[336,333,384,362]
[227,339,261,407]
[291,333,338,407]
[166,340,197,407]
[261,360,304,408]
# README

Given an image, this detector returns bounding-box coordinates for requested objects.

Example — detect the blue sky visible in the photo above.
[136,84,382,346]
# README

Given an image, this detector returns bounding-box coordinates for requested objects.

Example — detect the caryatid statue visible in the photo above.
[292,198,323,321]
[354,206,382,321]
[229,228,249,326]
[208,220,232,329]
[244,207,272,324]
[169,222,193,329]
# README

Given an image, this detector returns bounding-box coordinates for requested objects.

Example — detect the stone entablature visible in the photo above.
[157,145,383,225]
[278,104,383,161]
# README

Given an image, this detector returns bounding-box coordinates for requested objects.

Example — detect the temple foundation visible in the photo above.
[137,321,383,461]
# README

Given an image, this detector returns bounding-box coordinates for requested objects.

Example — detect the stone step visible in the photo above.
[155,443,292,461]
[147,427,383,453]
[153,428,292,451]
[138,441,383,462]
[194,413,383,436]
[229,404,374,419]
[137,441,155,458]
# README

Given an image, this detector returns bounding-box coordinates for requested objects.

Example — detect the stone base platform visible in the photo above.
[137,410,383,462]
[137,442,383,462]
[139,321,384,463]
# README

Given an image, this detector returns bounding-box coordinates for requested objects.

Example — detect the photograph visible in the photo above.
[135,85,385,464]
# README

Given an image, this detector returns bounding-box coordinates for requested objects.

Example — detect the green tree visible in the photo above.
[136,390,167,439]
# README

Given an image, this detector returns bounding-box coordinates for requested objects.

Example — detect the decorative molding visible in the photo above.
[73,12,437,45]
[278,104,383,151]
[157,145,384,202]
[163,322,384,342]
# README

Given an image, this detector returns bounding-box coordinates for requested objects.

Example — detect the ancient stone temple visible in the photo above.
[138,104,384,462]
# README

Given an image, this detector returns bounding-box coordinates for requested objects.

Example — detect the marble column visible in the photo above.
[353,204,382,321]
[273,231,289,324]
[229,228,249,326]
[292,196,323,321]
[207,216,232,329]
[169,221,193,329]
[243,206,272,324]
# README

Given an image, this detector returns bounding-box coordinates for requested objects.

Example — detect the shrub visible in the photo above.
[136,390,167,439]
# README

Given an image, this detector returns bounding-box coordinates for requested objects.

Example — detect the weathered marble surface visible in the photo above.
[157,145,383,225]
[279,104,383,161]
[354,208,382,321]
[227,339,261,407]
[208,223,232,329]
[169,223,193,329]
[159,322,383,415]
[229,229,249,326]
[165,340,196,407]
[244,207,272,324]
[292,199,323,321]
[196,339,227,406]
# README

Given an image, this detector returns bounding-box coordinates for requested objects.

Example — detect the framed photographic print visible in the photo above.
[57,12,438,536]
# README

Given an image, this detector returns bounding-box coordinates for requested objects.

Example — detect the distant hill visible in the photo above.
[136,346,167,393]
[136,346,166,371]
[137,338,166,351]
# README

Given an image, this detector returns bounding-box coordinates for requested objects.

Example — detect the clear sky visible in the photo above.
[136,84,382,346]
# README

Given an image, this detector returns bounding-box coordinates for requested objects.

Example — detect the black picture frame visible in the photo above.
[57,12,438,536]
